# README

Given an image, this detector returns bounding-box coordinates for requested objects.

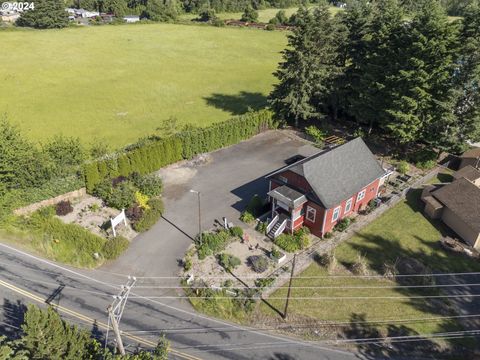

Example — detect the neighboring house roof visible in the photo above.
[267,138,385,208]
[432,177,480,233]
[268,185,307,209]
[461,147,480,159]
[454,165,480,182]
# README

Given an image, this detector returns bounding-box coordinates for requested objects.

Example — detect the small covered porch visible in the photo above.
[266,185,308,238]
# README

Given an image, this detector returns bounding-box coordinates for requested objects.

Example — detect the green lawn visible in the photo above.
[0,24,286,148]
[261,188,480,350]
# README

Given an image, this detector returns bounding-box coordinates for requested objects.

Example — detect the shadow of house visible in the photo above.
[0,299,27,340]
[230,175,270,213]
[204,92,268,115]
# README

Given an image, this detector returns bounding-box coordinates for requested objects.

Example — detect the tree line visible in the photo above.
[269,0,480,155]
[0,304,169,359]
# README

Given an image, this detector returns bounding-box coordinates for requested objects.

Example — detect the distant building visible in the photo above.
[422,166,480,248]
[75,9,99,18]
[123,15,140,23]
[459,147,480,170]
[1,13,20,22]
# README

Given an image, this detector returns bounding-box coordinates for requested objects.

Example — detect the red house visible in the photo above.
[265,137,386,238]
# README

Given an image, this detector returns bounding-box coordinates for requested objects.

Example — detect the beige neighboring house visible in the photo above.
[459,147,480,170]
[422,165,480,249]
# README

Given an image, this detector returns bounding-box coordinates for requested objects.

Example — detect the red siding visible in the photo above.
[269,175,381,238]
[273,170,312,193]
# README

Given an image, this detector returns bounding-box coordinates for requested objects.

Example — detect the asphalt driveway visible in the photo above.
[103,130,317,277]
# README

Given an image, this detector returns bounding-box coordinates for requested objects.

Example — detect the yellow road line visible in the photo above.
[0,279,201,360]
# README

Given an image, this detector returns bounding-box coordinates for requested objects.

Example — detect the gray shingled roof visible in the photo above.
[268,185,307,209]
[432,177,480,233]
[268,138,385,208]
[454,165,480,182]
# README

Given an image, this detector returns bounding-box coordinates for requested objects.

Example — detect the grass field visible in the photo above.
[261,186,480,349]
[0,24,286,148]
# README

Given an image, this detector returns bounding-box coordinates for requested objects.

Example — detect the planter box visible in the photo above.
[270,252,286,264]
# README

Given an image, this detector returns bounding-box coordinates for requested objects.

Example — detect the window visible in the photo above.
[345,198,353,213]
[332,206,341,222]
[357,189,366,202]
[279,175,288,184]
[306,206,316,222]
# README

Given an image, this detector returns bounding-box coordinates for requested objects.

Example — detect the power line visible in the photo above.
[129,293,480,300]
[121,313,480,334]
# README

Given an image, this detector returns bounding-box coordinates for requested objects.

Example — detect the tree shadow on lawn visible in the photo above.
[204,92,268,115]
[338,232,480,358]
[341,313,472,359]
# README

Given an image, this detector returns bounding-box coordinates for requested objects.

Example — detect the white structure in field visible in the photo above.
[110,209,127,237]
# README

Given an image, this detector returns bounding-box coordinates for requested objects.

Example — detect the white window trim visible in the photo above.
[332,206,342,222]
[306,206,316,222]
[357,189,366,202]
[345,198,353,213]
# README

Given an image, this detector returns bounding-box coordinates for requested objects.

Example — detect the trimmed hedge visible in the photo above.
[85,110,276,192]
[132,198,164,232]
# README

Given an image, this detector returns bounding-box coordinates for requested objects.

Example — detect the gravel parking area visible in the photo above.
[103,130,317,277]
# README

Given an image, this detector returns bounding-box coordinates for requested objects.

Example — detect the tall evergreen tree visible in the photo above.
[452,1,480,148]
[269,5,338,127]
[403,0,459,152]
[16,0,69,29]
[348,0,405,134]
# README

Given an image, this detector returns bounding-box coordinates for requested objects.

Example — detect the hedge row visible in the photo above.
[84,110,276,192]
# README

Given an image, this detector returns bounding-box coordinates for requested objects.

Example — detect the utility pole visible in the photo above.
[283,253,296,320]
[190,189,202,241]
[105,276,136,355]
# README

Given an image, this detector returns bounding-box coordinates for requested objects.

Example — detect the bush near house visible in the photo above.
[274,227,310,252]
[84,110,276,192]
[248,255,269,273]
[229,226,244,238]
[218,253,242,271]
[333,217,354,232]
[240,211,255,224]
[195,229,232,260]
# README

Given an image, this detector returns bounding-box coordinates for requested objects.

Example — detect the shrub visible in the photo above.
[314,251,337,273]
[195,229,231,260]
[126,205,144,222]
[241,6,258,22]
[323,232,333,239]
[397,160,410,175]
[198,8,217,22]
[305,125,326,146]
[103,236,129,260]
[274,228,310,253]
[270,247,281,259]
[135,191,150,210]
[254,277,274,289]
[130,173,163,197]
[334,217,351,232]
[132,198,164,232]
[55,200,73,216]
[410,149,437,170]
[94,179,136,209]
[218,253,241,271]
[183,257,192,271]
[256,221,267,234]
[248,255,268,273]
[240,211,255,224]
[212,18,225,27]
[265,23,275,31]
[229,226,243,238]
[246,194,264,217]
[351,254,370,275]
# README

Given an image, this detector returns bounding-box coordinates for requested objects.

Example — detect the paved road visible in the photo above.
[104,131,318,277]
[0,242,363,360]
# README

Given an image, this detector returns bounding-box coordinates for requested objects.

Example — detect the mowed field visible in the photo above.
[0,24,286,147]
